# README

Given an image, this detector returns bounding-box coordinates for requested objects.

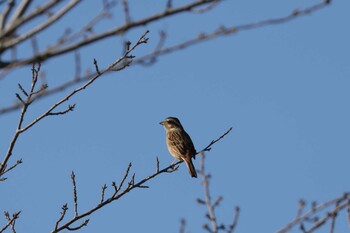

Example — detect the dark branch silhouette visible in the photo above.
[0,30,149,180]
[197,152,240,233]
[0,0,331,116]
[277,193,350,233]
[52,127,232,233]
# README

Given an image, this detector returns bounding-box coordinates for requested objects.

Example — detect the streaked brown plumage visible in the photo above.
[160,117,197,178]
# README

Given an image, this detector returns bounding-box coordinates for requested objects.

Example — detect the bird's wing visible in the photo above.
[167,130,196,157]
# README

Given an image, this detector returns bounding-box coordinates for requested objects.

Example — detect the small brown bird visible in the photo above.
[160,117,197,178]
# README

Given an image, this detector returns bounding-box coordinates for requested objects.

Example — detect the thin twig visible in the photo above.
[277,193,349,233]
[100,184,107,204]
[179,219,186,233]
[116,162,132,194]
[54,204,68,232]
[122,0,131,24]
[66,219,89,231]
[0,159,22,181]
[297,200,306,218]
[52,1,117,50]
[347,199,350,228]
[74,51,81,79]
[200,152,218,233]
[0,211,21,233]
[227,207,240,233]
[0,0,15,30]
[197,127,232,154]
[71,171,78,217]
[198,152,239,233]
[47,104,75,116]
[190,0,220,14]
[156,157,160,173]
[0,63,41,177]
[0,0,62,39]
[329,211,337,233]
[8,0,32,24]
[1,0,81,50]
[303,201,345,233]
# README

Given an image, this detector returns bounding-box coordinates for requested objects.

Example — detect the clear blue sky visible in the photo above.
[1,1,349,232]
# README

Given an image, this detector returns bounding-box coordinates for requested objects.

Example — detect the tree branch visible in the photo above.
[0,0,223,69]
[0,63,42,177]
[0,211,21,233]
[0,0,15,30]
[197,152,239,233]
[0,0,81,50]
[0,0,64,39]
[52,126,232,233]
[0,31,149,180]
[0,0,332,116]
[277,193,350,233]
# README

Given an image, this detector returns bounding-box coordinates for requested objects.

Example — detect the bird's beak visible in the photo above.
[159,121,164,125]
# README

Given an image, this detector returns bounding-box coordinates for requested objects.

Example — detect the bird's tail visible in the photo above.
[184,157,197,178]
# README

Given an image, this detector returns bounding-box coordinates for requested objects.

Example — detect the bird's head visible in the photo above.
[160,116,183,130]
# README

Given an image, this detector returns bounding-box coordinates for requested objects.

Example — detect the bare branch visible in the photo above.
[329,209,337,233]
[17,83,28,96]
[166,0,173,11]
[0,63,41,177]
[1,0,81,50]
[93,58,100,75]
[0,31,148,180]
[15,93,25,105]
[111,181,117,193]
[0,211,21,233]
[179,219,186,233]
[19,31,149,133]
[74,51,81,79]
[1,0,64,39]
[122,0,131,24]
[8,0,32,23]
[297,200,306,218]
[71,171,79,217]
[54,204,68,232]
[50,1,116,50]
[199,152,218,233]
[198,127,233,154]
[347,199,350,228]
[0,0,332,116]
[0,0,15,30]
[100,184,107,204]
[52,127,232,233]
[190,0,220,14]
[133,0,331,67]
[213,196,223,208]
[47,104,75,116]
[197,152,239,233]
[277,193,350,233]
[156,156,160,173]
[227,207,240,233]
[31,36,39,56]
[66,219,89,231]
[0,0,228,70]
[116,162,132,194]
[0,159,22,181]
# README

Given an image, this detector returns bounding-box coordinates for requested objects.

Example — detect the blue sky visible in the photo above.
[1,1,349,233]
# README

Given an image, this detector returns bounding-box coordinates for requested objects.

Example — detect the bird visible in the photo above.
[160,117,197,178]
